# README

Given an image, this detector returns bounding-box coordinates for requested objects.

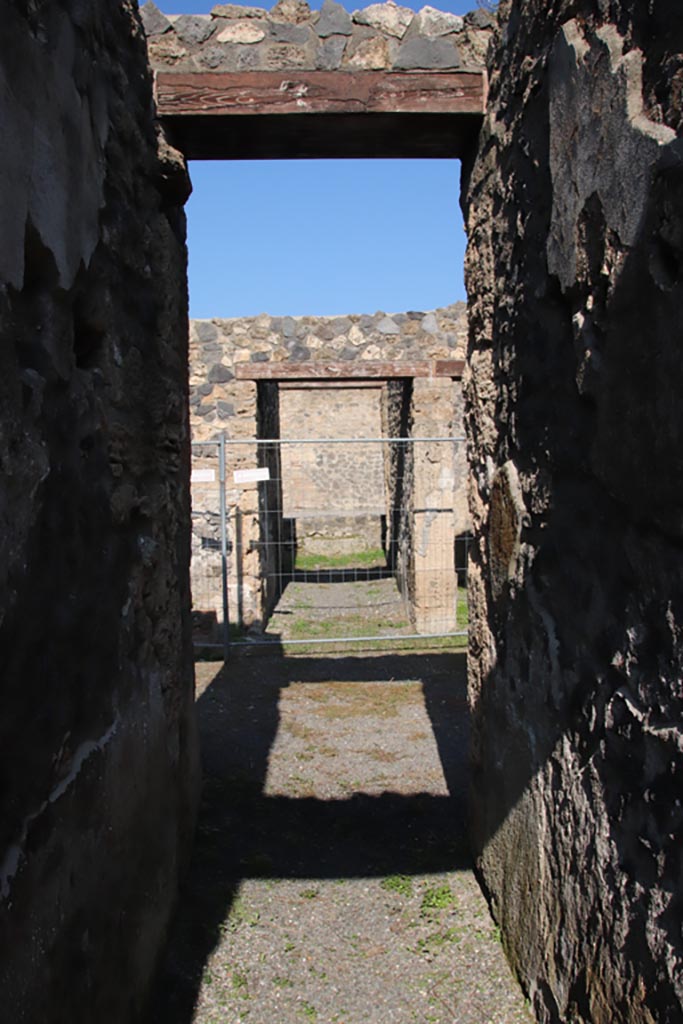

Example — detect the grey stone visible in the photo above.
[316,0,353,38]
[317,35,347,69]
[208,363,234,383]
[359,315,374,331]
[340,346,357,360]
[289,345,311,360]
[139,2,172,36]
[269,21,312,43]
[394,35,461,70]
[217,401,235,417]
[198,382,213,396]
[377,316,401,335]
[250,351,270,362]
[236,45,264,70]
[332,317,352,336]
[282,317,296,337]
[422,312,438,334]
[197,45,230,69]
[464,7,496,29]
[173,15,216,45]
[195,320,218,343]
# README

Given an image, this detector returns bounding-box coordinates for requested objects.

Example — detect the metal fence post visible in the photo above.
[218,432,230,662]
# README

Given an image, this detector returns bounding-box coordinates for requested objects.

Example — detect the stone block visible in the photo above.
[140,1,172,36]
[317,35,347,69]
[173,14,216,45]
[394,34,461,70]
[352,2,414,39]
[215,21,267,43]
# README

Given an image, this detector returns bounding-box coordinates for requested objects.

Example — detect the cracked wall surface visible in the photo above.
[463,1,683,1021]
[0,2,198,1020]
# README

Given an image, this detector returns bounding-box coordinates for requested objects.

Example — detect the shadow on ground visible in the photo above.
[147,650,470,1023]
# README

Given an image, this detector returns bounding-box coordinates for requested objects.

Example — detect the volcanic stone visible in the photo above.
[316,0,353,37]
[394,35,461,69]
[317,35,347,68]
[195,321,219,343]
[377,316,401,334]
[208,363,234,383]
[174,14,215,45]
[139,1,172,36]
[269,21,312,43]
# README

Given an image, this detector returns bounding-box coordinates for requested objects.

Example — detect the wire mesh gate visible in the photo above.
[190,435,469,655]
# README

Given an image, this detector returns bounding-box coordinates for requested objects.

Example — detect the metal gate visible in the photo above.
[190,435,469,655]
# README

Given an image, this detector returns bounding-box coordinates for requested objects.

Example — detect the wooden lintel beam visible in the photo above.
[155,69,485,159]
[156,69,485,118]
[235,360,465,381]
[434,359,465,378]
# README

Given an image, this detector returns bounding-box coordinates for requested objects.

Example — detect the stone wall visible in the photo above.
[142,0,493,73]
[0,3,198,1021]
[280,383,386,555]
[188,305,468,632]
[463,1,683,1021]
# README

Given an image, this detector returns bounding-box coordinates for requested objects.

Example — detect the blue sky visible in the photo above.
[153,0,479,317]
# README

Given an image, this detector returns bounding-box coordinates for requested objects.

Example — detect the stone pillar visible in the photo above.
[411,378,459,633]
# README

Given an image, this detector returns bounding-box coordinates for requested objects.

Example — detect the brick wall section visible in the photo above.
[463,1,683,1020]
[142,0,493,74]
[0,2,198,1021]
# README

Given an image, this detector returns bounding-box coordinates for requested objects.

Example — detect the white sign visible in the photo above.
[234,467,270,484]
[191,469,216,483]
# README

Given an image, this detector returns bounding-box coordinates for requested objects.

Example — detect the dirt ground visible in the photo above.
[148,649,533,1024]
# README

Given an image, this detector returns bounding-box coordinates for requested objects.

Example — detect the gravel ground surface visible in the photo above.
[267,577,413,644]
[148,650,533,1024]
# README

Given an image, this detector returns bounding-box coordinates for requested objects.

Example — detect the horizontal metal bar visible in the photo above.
[194,630,468,648]
[204,436,465,446]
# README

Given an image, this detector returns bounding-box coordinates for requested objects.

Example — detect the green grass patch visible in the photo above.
[295,548,386,571]
[381,874,414,897]
[420,884,456,915]
[456,591,469,629]
[415,927,462,955]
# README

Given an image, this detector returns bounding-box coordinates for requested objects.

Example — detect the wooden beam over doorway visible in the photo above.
[155,70,486,160]
[235,360,464,380]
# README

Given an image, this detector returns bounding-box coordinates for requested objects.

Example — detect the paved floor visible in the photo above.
[148,648,533,1024]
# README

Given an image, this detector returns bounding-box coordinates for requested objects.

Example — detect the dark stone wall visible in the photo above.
[0,2,198,1020]
[463,1,683,1021]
